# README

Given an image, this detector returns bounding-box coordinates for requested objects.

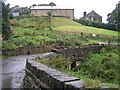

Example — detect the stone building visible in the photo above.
[83,10,102,22]
[30,9,74,19]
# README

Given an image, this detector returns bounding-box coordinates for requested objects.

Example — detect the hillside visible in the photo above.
[52,17,118,37]
[3,17,118,50]
[12,17,119,37]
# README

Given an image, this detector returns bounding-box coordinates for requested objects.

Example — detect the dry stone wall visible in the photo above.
[23,59,84,90]
[23,59,111,89]
[2,45,55,56]
[52,44,104,60]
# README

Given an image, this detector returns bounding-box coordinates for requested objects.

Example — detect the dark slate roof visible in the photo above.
[87,10,102,18]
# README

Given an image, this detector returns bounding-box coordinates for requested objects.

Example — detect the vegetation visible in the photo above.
[36,55,71,71]
[10,5,30,16]
[107,1,120,30]
[49,2,56,7]
[36,45,119,88]
[2,17,119,50]
[74,18,117,31]
[2,2,11,40]
[52,17,119,36]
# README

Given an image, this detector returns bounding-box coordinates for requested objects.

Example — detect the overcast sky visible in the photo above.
[5,0,119,23]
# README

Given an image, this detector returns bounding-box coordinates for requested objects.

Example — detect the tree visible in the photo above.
[107,1,120,30]
[10,5,30,16]
[2,2,11,40]
[47,2,56,30]
[11,5,20,12]
[38,4,48,6]
[47,11,52,30]
[31,4,37,9]
[20,7,30,15]
[116,1,120,30]
[49,2,56,8]
[38,2,56,7]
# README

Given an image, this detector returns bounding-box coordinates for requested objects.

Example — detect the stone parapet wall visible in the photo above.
[53,44,104,60]
[23,60,84,89]
[2,45,55,56]
[23,44,117,89]
[3,43,117,57]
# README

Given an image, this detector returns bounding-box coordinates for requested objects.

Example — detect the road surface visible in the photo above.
[2,53,54,89]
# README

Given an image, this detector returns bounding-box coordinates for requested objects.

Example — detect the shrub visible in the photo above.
[36,55,71,70]
[74,18,117,31]
[76,46,118,83]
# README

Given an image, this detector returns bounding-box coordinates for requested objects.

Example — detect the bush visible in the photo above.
[36,55,71,70]
[76,46,118,83]
[74,18,117,31]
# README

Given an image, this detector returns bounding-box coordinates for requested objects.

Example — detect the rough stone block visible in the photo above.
[64,80,84,90]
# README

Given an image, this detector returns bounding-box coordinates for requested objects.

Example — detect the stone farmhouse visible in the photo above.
[30,8,74,19]
[83,10,102,22]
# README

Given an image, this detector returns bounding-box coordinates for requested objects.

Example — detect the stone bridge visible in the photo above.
[23,59,84,89]
[52,44,104,60]
[3,43,118,89]
[23,44,111,89]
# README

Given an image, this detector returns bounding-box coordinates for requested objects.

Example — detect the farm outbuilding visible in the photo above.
[30,8,74,19]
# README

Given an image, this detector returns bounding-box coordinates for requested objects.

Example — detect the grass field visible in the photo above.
[2,17,119,50]
[52,17,119,37]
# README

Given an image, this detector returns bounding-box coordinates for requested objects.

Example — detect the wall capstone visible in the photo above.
[23,59,85,89]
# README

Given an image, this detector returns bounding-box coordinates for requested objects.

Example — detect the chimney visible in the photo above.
[83,12,87,18]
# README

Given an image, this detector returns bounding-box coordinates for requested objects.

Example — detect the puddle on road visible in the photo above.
[11,70,25,88]
[2,72,14,75]
[2,69,25,88]
[2,53,53,88]
[2,57,26,88]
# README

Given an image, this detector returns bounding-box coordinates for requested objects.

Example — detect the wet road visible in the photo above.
[2,53,54,89]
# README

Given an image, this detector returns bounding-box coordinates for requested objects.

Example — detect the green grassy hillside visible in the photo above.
[52,17,81,27]
[3,17,119,50]
[52,17,119,37]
